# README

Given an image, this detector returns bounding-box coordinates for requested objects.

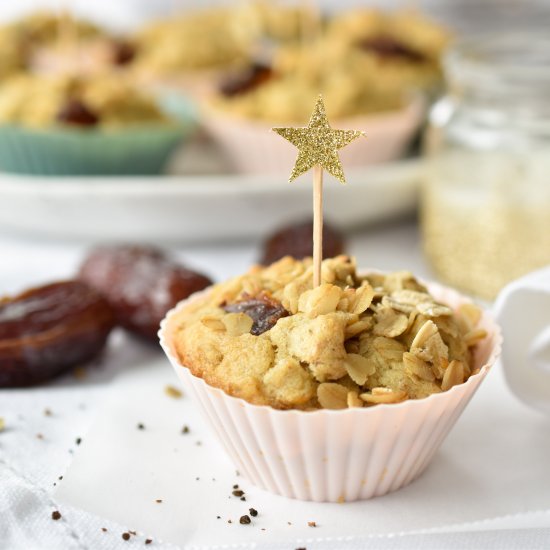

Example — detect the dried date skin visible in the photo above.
[223,293,289,336]
[0,281,115,387]
[358,35,426,63]
[260,219,345,266]
[56,98,99,127]
[110,40,136,66]
[219,63,273,98]
[78,245,213,341]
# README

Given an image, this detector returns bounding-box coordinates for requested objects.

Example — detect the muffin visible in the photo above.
[160,256,501,501]
[0,73,192,175]
[199,40,426,172]
[0,24,29,80]
[326,8,451,94]
[132,6,257,96]
[192,7,450,173]
[247,0,320,43]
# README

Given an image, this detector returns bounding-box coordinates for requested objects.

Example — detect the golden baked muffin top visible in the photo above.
[208,8,450,123]
[0,73,168,129]
[133,7,254,74]
[170,256,486,410]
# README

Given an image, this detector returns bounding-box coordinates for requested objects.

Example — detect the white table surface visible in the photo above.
[1,220,549,550]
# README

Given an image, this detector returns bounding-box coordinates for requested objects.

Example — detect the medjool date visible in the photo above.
[56,98,99,126]
[219,62,273,97]
[78,245,212,341]
[358,35,426,63]
[223,293,289,336]
[0,281,115,387]
[260,219,345,265]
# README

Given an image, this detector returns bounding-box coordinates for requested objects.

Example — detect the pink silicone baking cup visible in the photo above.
[159,280,501,502]
[200,96,425,175]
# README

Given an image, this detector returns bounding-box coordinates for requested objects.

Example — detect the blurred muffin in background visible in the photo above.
[248,0,320,43]
[327,8,451,93]
[210,8,450,124]
[13,10,101,46]
[0,73,168,128]
[190,7,449,174]
[0,11,132,79]
[0,25,28,80]
[0,10,102,82]
[132,6,257,92]
[0,73,192,175]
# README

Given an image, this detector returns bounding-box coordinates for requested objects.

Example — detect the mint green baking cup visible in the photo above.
[0,122,192,175]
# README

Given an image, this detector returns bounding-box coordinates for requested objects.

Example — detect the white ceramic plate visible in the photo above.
[0,158,422,244]
[0,160,422,243]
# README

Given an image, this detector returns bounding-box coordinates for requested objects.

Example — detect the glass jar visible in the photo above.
[422,33,550,299]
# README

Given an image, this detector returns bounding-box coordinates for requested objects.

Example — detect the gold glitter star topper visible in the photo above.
[272,95,365,287]
[272,95,364,184]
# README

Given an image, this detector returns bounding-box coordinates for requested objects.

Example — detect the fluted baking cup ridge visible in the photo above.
[159,280,501,502]
[199,95,424,175]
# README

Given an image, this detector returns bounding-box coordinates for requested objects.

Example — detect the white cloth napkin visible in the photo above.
[52,356,550,549]
[494,266,550,415]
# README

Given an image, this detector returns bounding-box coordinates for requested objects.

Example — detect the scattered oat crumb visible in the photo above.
[145,539,152,545]
[44,409,52,417]
[73,367,87,380]
[164,385,183,399]
[249,508,258,517]
[155,499,162,503]
[51,511,61,521]
[122,532,130,541]
[137,423,145,430]
[181,425,190,434]
[239,515,251,525]
[308,521,317,527]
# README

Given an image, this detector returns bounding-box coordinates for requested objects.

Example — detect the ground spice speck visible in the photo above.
[51,511,61,521]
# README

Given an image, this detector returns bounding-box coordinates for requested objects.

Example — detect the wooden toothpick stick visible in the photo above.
[313,165,323,287]
[272,96,364,287]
